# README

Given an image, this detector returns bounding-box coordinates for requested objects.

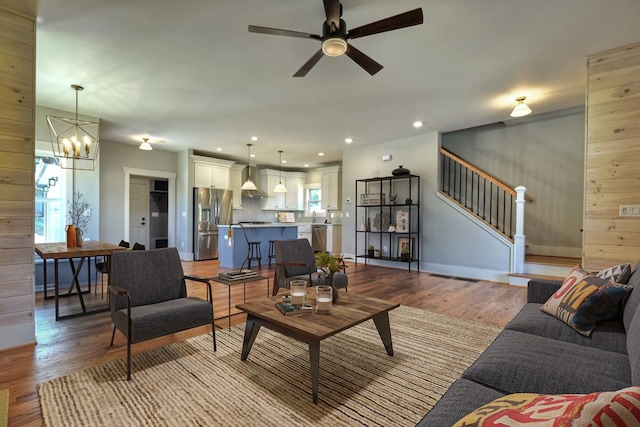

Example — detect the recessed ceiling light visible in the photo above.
[251,136,258,141]
[216,147,222,152]
[281,159,287,164]
[413,121,423,128]
[345,138,353,144]
[250,153,255,158]
[304,164,309,167]
[318,152,324,156]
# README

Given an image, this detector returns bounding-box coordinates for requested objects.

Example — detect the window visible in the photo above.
[305,183,324,216]
[35,154,67,243]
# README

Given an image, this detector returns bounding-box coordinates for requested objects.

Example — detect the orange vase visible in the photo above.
[66,224,76,248]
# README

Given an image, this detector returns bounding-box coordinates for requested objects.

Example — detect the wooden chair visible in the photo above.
[108,247,216,380]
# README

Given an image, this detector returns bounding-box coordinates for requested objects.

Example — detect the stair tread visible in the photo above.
[509,273,565,281]
[525,255,580,267]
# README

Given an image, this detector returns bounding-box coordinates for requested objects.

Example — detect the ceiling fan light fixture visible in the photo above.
[510,96,532,117]
[322,37,348,56]
[139,138,153,151]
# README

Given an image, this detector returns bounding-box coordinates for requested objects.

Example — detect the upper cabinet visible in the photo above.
[191,155,235,189]
[260,169,307,210]
[229,164,246,209]
[319,165,341,210]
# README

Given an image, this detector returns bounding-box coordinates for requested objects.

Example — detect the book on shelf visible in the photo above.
[219,269,258,280]
[275,302,313,316]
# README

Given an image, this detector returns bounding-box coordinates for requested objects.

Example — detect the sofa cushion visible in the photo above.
[541,266,632,336]
[452,386,640,426]
[415,378,505,427]
[506,303,627,354]
[597,262,632,284]
[462,330,631,395]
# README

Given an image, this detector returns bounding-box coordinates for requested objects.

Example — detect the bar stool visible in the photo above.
[268,240,276,267]
[240,224,262,269]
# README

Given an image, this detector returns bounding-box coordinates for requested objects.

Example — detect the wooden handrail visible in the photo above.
[439,147,533,203]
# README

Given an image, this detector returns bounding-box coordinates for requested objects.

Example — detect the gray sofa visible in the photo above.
[417,262,640,426]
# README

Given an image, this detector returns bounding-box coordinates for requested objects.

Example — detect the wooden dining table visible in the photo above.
[35,241,128,320]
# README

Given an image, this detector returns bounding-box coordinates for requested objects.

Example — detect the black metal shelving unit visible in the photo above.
[355,174,420,271]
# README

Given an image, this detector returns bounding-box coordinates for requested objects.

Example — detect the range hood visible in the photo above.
[241,166,268,198]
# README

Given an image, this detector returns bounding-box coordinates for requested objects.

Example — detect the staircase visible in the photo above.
[508,255,579,286]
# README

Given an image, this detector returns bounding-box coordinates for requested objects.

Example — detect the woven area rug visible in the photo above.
[38,306,501,426]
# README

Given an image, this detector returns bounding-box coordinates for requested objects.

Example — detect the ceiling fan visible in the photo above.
[248,0,424,77]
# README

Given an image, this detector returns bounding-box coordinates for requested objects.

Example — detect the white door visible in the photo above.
[129,179,149,248]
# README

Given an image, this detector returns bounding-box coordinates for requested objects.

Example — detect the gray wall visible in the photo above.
[99,141,178,245]
[342,132,511,281]
[442,110,585,257]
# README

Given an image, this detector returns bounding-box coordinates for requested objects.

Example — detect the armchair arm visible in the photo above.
[108,284,129,296]
[185,275,213,303]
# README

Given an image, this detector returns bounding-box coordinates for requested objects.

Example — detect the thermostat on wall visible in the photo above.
[382,154,392,161]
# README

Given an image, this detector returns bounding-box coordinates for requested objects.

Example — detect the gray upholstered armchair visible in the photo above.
[272,239,348,295]
[108,247,216,380]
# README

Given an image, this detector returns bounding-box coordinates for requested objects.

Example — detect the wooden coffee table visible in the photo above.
[236,293,400,403]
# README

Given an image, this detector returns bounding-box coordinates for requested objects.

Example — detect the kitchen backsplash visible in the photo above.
[233,196,342,224]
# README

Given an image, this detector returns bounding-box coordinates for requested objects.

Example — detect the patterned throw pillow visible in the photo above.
[452,387,640,426]
[596,263,632,284]
[540,265,633,336]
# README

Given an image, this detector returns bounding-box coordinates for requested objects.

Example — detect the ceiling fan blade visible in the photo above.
[347,8,424,39]
[345,45,383,76]
[248,25,321,40]
[293,49,325,77]
[323,0,341,28]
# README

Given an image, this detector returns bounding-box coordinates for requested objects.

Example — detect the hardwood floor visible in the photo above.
[1,260,526,426]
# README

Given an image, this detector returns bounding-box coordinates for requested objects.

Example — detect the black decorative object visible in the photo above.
[331,284,339,303]
[392,165,410,176]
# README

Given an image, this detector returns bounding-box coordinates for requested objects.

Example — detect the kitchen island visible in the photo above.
[218,224,298,268]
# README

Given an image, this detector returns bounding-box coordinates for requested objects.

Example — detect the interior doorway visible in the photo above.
[123,167,177,248]
[129,178,149,248]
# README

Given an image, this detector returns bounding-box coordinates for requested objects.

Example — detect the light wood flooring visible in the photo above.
[1,260,527,426]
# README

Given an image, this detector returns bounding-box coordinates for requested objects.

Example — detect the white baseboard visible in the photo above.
[0,322,36,351]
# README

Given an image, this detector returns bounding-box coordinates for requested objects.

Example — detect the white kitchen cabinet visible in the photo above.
[260,169,307,210]
[229,164,245,209]
[192,155,234,189]
[320,165,341,210]
[297,224,312,245]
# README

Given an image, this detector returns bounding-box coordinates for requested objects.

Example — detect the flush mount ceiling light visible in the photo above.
[273,150,287,193]
[510,96,532,117]
[241,143,258,191]
[345,137,353,144]
[139,138,152,151]
[322,37,348,56]
[46,84,100,170]
[413,121,423,128]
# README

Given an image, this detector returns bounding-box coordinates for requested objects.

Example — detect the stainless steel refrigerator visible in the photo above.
[193,188,233,261]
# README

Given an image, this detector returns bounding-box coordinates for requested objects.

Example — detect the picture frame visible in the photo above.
[396,209,409,232]
[397,237,413,259]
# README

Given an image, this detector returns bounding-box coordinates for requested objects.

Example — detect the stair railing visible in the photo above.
[438,147,529,273]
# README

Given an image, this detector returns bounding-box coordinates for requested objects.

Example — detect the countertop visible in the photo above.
[218,223,299,228]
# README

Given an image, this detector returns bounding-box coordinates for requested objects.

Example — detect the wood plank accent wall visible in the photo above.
[0,5,35,349]
[584,41,640,270]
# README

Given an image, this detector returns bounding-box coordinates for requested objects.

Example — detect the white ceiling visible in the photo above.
[33,0,640,169]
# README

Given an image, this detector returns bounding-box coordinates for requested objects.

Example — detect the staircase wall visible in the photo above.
[442,110,585,258]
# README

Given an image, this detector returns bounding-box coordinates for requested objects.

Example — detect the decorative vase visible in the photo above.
[374,249,381,258]
[75,228,84,247]
[65,224,76,248]
[392,165,410,176]
[331,284,339,303]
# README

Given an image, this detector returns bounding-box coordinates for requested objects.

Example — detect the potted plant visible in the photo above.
[400,246,410,262]
[374,249,381,258]
[367,245,375,257]
[315,251,341,302]
[405,197,412,205]
[67,191,91,247]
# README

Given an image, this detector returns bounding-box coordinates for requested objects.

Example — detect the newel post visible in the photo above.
[513,186,527,274]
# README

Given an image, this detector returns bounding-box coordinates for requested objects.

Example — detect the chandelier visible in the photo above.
[46,84,100,170]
